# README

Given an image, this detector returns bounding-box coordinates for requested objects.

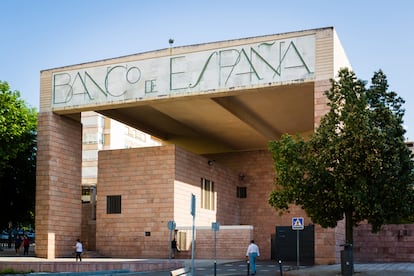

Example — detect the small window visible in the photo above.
[237,186,247,198]
[201,178,215,210]
[177,231,187,250]
[107,195,121,214]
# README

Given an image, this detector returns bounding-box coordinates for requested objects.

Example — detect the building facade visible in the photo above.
[37,27,353,263]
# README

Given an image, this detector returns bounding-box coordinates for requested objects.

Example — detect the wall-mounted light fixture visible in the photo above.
[239,173,245,181]
[208,160,215,166]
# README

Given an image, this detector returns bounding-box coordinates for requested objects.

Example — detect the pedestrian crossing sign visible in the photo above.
[292,217,304,230]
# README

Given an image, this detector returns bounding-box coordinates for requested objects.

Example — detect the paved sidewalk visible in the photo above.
[132,261,414,275]
[2,246,414,276]
[283,262,414,276]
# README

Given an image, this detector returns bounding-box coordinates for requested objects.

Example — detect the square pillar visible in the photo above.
[35,112,82,258]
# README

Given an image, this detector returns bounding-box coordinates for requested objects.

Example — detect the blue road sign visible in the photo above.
[167,220,176,230]
[212,222,220,231]
[292,217,304,230]
[190,194,196,217]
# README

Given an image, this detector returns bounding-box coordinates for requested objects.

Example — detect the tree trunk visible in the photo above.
[343,211,354,275]
[345,210,353,245]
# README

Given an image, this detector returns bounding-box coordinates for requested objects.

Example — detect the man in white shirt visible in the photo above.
[75,239,83,262]
[246,240,260,275]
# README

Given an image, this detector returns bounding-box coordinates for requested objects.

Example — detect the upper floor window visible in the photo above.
[201,178,215,210]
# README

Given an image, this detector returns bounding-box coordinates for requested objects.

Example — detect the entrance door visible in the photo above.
[273,225,314,265]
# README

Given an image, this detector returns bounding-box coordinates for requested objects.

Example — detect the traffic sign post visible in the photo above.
[167,220,176,259]
[292,217,304,269]
[190,194,196,276]
[212,222,220,276]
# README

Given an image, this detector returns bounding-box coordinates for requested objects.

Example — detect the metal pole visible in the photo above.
[214,229,217,276]
[191,215,195,276]
[296,229,300,269]
[278,259,283,276]
[169,229,172,259]
[190,194,196,276]
[214,261,217,276]
[247,259,250,276]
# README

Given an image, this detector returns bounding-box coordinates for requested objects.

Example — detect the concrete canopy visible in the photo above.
[45,27,348,154]
[96,81,314,154]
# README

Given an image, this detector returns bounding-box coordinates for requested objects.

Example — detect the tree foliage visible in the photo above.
[268,68,414,239]
[0,81,37,174]
[0,80,37,227]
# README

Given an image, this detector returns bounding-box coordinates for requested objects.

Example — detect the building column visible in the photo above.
[35,112,82,258]
[314,79,331,128]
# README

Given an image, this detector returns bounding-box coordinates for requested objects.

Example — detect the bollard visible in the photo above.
[247,260,250,276]
[278,259,283,276]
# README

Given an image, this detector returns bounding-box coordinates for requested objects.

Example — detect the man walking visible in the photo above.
[74,239,83,262]
[246,240,260,275]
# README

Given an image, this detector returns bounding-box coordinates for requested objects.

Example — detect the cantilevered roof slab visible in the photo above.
[98,81,314,153]
[40,27,350,154]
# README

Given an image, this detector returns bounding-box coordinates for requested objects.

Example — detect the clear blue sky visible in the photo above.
[1,0,413,140]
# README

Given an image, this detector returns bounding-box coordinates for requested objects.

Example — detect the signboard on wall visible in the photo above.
[52,34,315,109]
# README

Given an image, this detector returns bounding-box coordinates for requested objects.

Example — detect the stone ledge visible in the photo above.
[0,259,184,273]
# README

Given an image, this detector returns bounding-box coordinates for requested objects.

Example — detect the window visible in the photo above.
[83,133,98,144]
[237,186,247,198]
[82,166,98,178]
[201,178,215,210]
[107,195,121,214]
[82,186,91,202]
[177,231,187,250]
[82,150,98,161]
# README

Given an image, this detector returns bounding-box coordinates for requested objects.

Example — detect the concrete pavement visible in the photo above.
[1,246,414,275]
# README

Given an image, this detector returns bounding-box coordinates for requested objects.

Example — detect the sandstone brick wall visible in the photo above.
[174,146,240,227]
[314,223,344,264]
[96,145,176,258]
[35,112,82,258]
[81,203,96,251]
[204,150,324,261]
[354,223,414,262]
[96,145,242,258]
[192,226,252,259]
[314,79,331,128]
[94,145,344,263]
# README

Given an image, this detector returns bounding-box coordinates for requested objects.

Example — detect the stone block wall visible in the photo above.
[93,144,342,263]
[204,150,328,262]
[193,226,253,259]
[81,203,96,251]
[96,145,176,258]
[354,224,414,262]
[96,144,241,258]
[174,146,240,227]
[35,112,82,258]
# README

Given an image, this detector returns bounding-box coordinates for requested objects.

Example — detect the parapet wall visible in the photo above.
[175,225,253,260]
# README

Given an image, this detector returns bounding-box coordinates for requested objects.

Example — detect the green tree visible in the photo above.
[268,68,414,270]
[0,80,37,227]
